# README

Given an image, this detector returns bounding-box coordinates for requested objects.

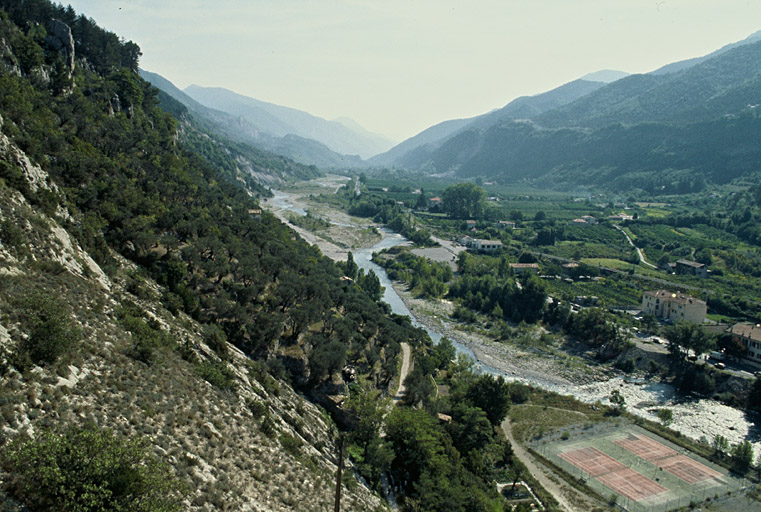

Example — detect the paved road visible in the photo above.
[614,224,657,269]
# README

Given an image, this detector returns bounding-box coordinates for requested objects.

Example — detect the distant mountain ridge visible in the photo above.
[373,30,761,194]
[370,78,608,167]
[580,69,630,83]
[651,29,761,75]
[141,70,369,168]
[184,85,394,159]
[535,39,761,129]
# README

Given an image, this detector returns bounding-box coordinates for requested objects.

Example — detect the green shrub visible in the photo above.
[0,219,26,254]
[202,324,229,360]
[247,399,268,419]
[196,360,236,391]
[279,433,302,456]
[615,357,635,373]
[12,292,79,370]
[117,305,175,365]
[1,426,184,512]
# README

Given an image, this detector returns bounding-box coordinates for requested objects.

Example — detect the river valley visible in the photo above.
[265,179,761,456]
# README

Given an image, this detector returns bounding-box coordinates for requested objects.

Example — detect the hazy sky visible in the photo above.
[65,0,760,141]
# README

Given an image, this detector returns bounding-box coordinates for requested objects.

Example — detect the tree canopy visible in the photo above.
[2,426,184,512]
[441,183,487,219]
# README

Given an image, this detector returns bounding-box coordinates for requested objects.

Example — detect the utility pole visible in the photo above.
[334,434,344,512]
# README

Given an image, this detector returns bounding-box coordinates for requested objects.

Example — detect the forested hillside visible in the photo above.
[142,70,366,171]
[380,35,761,194]
[0,2,531,511]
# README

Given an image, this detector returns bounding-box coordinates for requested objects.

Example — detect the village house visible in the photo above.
[472,239,503,253]
[727,323,761,368]
[496,220,516,229]
[248,208,262,222]
[581,215,598,224]
[464,220,476,230]
[641,290,707,323]
[428,197,442,207]
[675,259,709,278]
[608,213,634,221]
[509,262,540,274]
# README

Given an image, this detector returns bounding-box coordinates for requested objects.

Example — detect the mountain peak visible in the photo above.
[579,69,630,83]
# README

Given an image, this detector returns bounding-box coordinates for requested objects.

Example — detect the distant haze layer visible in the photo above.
[63,0,761,140]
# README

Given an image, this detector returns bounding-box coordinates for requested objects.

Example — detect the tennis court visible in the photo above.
[532,423,746,512]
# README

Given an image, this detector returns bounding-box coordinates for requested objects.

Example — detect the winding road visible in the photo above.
[613,224,657,269]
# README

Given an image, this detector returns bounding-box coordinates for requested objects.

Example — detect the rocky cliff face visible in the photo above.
[0,142,383,511]
[44,19,74,75]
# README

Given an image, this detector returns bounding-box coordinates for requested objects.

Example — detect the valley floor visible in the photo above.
[264,176,761,510]
[266,180,607,389]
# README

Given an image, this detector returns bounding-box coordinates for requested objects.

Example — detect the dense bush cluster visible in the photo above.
[1,426,184,512]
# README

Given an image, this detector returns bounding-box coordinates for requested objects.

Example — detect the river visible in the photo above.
[269,187,761,454]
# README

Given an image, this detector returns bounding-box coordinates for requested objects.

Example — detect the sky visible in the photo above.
[64,0,761,142]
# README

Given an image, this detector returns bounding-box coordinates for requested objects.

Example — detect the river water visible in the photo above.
[271,188,761,454]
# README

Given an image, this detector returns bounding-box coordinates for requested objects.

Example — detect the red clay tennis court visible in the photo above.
[615,434,676,462]
[559,446,670,502]
[559,446,626,477]
[659,455,723,484]
[597,469,669,502]
[615,434,722,484]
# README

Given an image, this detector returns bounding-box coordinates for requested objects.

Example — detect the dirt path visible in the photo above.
[393,343,412,403]
[501,417,601,512]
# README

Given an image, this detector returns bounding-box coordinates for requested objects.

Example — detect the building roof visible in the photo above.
[676,259,706,269]
[643,290,705,306]
[510,263,539,269]
[728,323,761,342]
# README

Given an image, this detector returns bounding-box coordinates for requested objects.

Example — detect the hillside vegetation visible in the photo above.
[0,2,535,511]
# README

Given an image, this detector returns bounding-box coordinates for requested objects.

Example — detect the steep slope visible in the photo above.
[185,84,394,159]
[368,117,475,167]
[142,70,364,170]
[0,135,384,511]
[0,5,587,512]
[470,79,608,128]
[0,5,423,510]
[453,112,761,191]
